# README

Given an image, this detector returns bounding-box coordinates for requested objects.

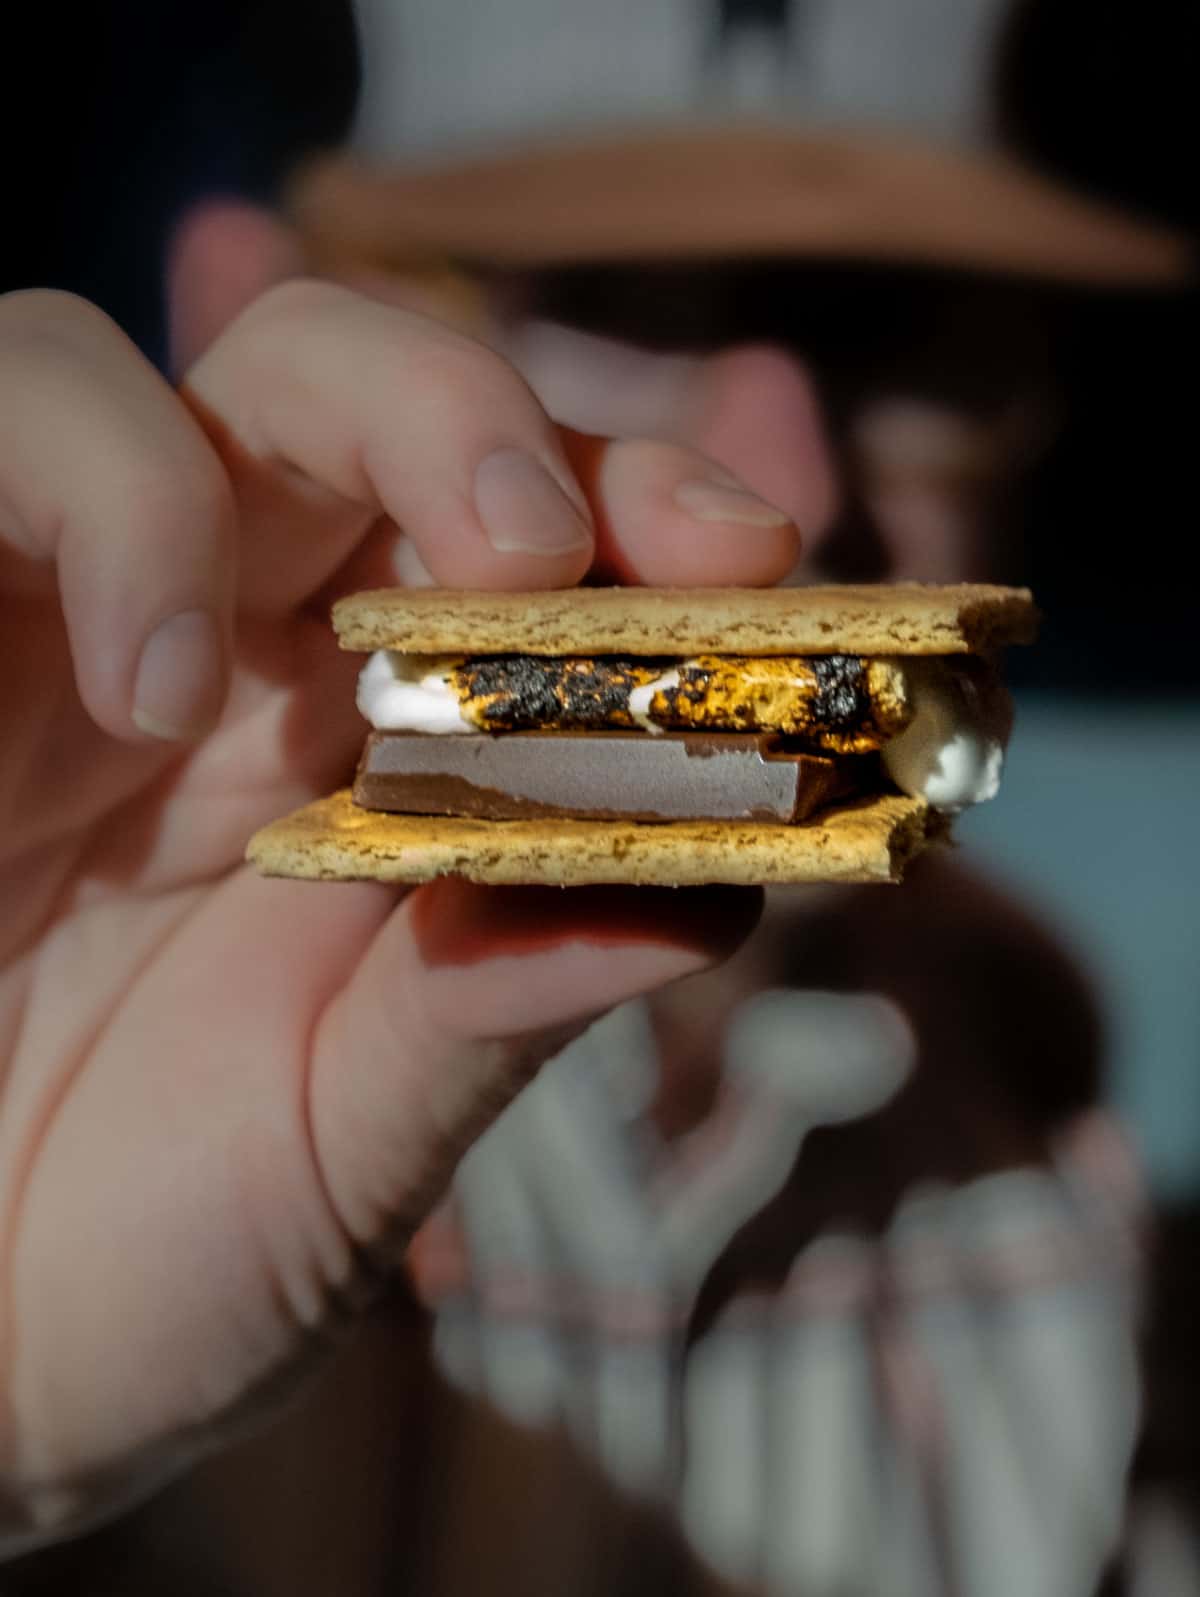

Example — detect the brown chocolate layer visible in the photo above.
[353,731,865,823]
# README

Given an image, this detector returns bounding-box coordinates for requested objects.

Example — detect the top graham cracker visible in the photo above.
[332,583,1037,657]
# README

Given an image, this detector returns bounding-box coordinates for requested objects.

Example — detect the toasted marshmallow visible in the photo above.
[628,668,681,734]
[356,651,471,734]
[357,648,1013,815]
[881,657,1013,812]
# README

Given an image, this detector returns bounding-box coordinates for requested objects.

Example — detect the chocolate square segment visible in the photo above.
[353,731,861,824]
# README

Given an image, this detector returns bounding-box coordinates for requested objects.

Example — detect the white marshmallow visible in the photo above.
[881,657,1013,813]
[356,650,473,734]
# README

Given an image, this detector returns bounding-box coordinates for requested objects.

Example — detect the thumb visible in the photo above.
[166,199,307,374]
[309,880,763,1254]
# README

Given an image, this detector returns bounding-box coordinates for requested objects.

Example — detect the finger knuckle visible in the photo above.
[414,334,537,422]
[119,449,236,557]
[233,276,354,339]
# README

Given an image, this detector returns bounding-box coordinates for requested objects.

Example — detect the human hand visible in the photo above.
[0,280,803,1548]
[501,305,1022,584]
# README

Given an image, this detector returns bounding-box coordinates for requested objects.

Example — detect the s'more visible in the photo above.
[247,583,1036,887]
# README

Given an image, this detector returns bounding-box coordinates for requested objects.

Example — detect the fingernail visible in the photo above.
[674,478,792,528]
[132,609,225,741]
[475,448,592,556]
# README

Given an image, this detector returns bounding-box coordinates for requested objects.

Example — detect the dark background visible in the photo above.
[4,0,1195,690]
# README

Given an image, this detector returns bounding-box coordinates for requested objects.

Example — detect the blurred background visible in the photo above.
[11,1,1194,1187]
[3,1,1197,1594]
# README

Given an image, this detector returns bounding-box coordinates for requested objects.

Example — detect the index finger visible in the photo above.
[183,281,801,612]
[183,280,595,613]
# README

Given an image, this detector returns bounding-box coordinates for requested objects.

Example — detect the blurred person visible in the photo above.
[1,2,1196,1596]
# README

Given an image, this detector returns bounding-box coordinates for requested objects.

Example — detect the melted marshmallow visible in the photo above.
[881,657,1013,813]
[356,651,472,734]
[627,668,680,734]
[356,649,1014,812]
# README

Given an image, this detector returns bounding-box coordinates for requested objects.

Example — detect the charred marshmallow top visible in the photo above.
[356,650,1012,813]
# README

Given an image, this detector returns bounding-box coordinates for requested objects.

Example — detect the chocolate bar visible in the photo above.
[354,731,864,823]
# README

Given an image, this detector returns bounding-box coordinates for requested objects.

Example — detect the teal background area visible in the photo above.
[960,694,1200,1202]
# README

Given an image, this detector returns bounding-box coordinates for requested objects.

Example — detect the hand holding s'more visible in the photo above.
[249,582,1035,887]
[0,281,841,1546]
[0,271,1035,1552]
